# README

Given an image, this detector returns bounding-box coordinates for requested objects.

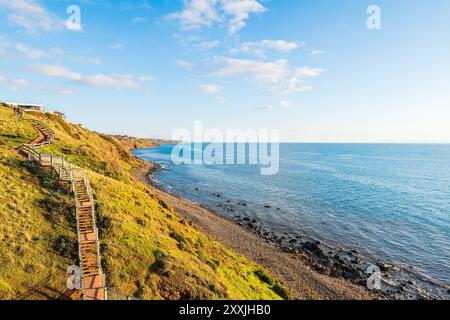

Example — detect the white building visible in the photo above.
[6,103,45,111]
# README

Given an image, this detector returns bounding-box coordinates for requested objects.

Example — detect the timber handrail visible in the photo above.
[17,118,106,300]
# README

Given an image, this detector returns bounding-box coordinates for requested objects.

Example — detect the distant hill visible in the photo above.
[112,135,170,151]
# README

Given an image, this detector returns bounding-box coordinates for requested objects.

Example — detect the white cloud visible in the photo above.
[198,84,221,94]
[311,49,324,57]
[279,78,312,95]
[0,73,72,95]
[215,58,290,83]
[0,75,28,88]
[138,76,155,82]
[221,0,267,33]
[168,0,221,31]
[138,1,152,10]
[168,0,266,33]
[231,40,300,57]
[214,57,322,95]
[176,60,195,71]
[294,66,324,78]
[27,64,82,80]
[27,64,150,91]
[0,0,65,33]
[83,74,140,90]
[260,40,300,52]
[0,39,49,60]
[15,42,47,59]
[197,40,220,50]
[132,17,147,24]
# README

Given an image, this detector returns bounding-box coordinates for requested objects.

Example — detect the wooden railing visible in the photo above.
[14,116,140,301]
[18,118,106,300]
[105,289,140,300]
[71,167,105,300]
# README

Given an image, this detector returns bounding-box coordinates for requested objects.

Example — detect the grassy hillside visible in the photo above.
[0,105,289,300]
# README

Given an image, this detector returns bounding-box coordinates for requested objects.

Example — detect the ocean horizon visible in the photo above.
[134,143,450,298]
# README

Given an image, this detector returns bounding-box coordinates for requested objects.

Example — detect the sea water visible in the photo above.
[133,143,450,296]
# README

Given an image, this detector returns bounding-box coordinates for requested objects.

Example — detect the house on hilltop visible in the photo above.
[54,111,66,119]
[7,102,45,112]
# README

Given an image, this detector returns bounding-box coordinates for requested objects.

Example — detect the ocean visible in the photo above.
[132,143,450,298]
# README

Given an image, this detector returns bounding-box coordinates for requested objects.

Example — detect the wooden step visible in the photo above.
[79,222,94,226]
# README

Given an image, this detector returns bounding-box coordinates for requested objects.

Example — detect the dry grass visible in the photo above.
[0,105,289,300]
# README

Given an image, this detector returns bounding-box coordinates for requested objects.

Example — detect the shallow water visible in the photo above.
[133,143,450,295]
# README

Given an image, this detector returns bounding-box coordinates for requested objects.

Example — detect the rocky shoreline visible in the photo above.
[135,160,448,300]
[133,161,380,300]
[212,194,448,300]
[231,213,417,300]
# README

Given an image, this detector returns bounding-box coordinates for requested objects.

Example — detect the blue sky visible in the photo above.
[0,0,449,142]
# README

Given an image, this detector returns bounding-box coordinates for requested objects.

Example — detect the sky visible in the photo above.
[0,0,449,142]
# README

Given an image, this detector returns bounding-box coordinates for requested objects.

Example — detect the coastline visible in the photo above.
[133,161,380,300]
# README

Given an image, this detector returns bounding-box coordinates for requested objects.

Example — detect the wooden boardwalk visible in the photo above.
[18,119,106,300]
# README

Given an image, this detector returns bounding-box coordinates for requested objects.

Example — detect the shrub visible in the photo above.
[254,269,275,286]
[150,249,168,272]
[53,235,77,258]
[177,242,187,251]
[272,283,290,300]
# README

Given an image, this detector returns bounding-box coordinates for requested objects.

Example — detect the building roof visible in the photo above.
[7,102,45,108]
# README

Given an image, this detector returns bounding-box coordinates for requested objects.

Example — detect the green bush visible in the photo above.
[254,269,275,286]
[272,283,290,300]
[150,249,168,272]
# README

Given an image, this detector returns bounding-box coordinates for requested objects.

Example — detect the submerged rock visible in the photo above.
[377,263,393,272]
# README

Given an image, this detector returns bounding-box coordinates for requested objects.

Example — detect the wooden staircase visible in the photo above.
[71,169,105,300]
[29,119,55,146]
[17,118,106,300]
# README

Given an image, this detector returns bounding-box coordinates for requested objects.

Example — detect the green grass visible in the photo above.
[0,105,290,300]
[0,107,37,147]
[0,150,75,299]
